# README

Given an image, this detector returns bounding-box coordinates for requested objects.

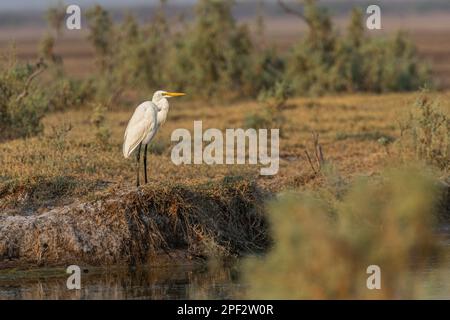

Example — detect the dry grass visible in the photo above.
[0,178,269,268]
[1,91,449,214]
[0,82,449,270]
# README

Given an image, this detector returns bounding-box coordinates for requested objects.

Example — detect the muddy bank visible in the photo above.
[0,179,270,269]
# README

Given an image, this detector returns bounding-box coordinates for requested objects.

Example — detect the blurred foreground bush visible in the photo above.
[243,166,446,299]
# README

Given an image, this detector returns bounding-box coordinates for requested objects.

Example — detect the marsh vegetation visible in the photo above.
[0,0,449,299]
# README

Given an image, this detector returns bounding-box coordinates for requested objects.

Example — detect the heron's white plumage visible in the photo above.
[123,101,158,158]
[123,89,185,183]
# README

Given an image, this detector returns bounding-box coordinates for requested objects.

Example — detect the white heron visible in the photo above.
[123,90,185,186]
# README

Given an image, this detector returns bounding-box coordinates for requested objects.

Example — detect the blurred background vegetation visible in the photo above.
[0,0,435,140]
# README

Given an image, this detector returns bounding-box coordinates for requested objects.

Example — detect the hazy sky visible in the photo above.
[0,0,195,11]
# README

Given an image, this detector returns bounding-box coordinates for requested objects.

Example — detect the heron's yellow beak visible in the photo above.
[164,92,186,97]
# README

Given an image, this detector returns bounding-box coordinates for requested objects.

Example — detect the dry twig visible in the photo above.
[304,131,326,174]
[276,0,308,24]
[15,58,47,103]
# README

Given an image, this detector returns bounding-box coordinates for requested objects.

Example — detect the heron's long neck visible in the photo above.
[155,98,169,127]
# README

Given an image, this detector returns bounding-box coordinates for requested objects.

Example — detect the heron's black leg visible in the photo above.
[144,144,148,184]
[136,143,142,187]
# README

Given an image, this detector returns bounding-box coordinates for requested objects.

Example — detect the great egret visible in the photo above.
[123,90,185,186]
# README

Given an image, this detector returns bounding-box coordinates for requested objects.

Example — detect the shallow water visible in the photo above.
[418,229,450,299]
[0,264,244,300]
[0,233,449,300]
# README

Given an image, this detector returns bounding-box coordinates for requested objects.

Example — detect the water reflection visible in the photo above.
[0,233,449,300]
[419,231,450,300]
[0,264,244,300]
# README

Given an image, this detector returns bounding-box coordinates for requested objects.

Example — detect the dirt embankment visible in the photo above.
[0,179,270,269]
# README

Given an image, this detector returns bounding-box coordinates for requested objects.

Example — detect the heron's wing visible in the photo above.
[123,102,157,158]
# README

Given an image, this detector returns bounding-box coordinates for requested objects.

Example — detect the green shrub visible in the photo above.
[85,3,171,103]
[39,33,63,70]
[65,1,433,104]
[358,32,430,93]
[244,112,271,130]
[168,0,254,98]
[131,4,170,91]
[45,1,66,38]
[397,91,449,172]
[86,5,114,72]
[245,80,291,134]
[47,78,95,112]
[0,55,48,141]
[250,48,286,96]
[78,1,433,103]
[287,2,430,95]
[258,80,291,110]
[90,102,111,146]
[287,0,337,95]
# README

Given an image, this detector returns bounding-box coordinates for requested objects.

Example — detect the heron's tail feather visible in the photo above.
[123,132,130,158]
[123,136,142,158]
[123,144,130,158]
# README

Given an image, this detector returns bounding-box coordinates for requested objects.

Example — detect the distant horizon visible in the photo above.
[0,0,194,12]
[0,0,192,12]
